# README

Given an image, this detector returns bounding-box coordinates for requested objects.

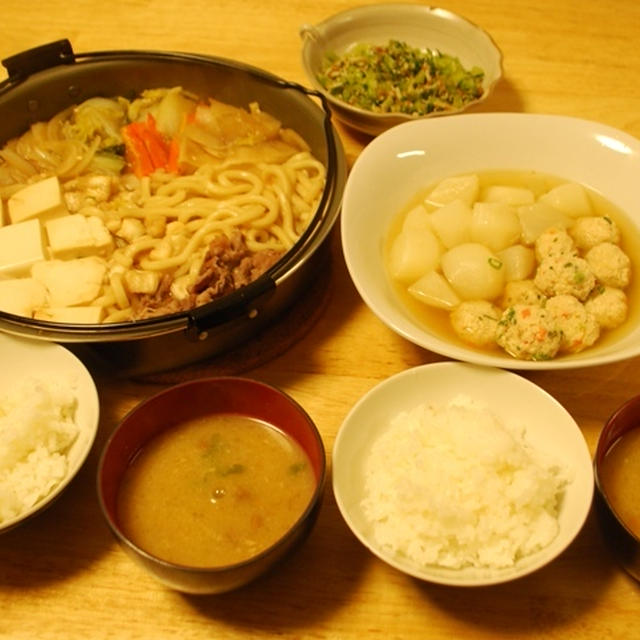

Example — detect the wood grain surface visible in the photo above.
[1,1,639,638]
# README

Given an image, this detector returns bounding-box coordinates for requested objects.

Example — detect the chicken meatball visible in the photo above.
[585,242,631,288]
[534,255,596,301]
[570,215,621,251]
[450,300,501,348]
[534,227,577,262]
[496,304,562,361]
[545,294,600,353]
[501,279,546,308]
[585,286,628,329]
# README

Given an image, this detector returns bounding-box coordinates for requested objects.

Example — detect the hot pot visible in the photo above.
[0,40,346,375]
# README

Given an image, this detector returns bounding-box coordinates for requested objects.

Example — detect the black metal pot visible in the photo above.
[0,40,346,375]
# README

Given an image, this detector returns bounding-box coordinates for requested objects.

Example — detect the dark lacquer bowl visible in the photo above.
[97,376,326,594]
[594,394,640,581]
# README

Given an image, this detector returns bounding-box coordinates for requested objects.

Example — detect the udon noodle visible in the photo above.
[0,87,326,323]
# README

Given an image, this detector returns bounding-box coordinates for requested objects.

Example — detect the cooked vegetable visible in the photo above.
[470,201,522,252]
[121,113,177,177]
[318,39,485,115]
[389,227,442,283]
[408,270,461,310]
[440,242,505,301]
[429,200,472,248]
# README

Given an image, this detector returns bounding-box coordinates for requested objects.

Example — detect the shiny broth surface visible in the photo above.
[117,414,316,567]
[599,427,640,537]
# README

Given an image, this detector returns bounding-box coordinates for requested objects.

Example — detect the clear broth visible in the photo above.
[386,170,640,360]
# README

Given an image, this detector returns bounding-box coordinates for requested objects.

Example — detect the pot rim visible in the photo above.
[0,40,345,343]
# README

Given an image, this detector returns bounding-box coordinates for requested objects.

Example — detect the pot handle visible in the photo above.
[184,274,277,341]
[1,39,75,86]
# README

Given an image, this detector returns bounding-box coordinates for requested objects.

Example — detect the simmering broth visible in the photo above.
[117,413,316,567]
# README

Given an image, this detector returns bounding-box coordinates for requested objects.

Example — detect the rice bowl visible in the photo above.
[332,362,594,586]
[0,333,99,533]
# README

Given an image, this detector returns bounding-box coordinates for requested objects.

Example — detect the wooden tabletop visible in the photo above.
[2,0,640,638]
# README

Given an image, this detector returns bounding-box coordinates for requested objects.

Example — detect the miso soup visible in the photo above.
[599,427,640,537]
[117,414,316,567]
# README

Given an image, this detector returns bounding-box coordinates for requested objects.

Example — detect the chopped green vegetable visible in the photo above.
[217,463,245,477]
[288,462,308,475]
[318,39,485,116]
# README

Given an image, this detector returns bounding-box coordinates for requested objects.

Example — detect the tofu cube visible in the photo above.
[31,256,106,307]
[45,214,113,259]
[0,277,47,317]
[0,218,48,277]
[7,176,68,224]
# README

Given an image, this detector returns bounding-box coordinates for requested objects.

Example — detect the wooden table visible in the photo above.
[1,0,640,638]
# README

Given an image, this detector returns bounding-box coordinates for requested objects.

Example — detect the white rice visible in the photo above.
[361,394,568,569]
[0,377,79,524]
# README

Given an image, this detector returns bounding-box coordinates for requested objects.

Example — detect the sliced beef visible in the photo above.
[130,231,284,319]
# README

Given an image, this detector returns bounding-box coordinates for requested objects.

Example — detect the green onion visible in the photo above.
[318,39,484,116]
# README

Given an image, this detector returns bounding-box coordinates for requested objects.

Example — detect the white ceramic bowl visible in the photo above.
[300,4,502,136]
[0,333,100,533]
[341,112,640,370]
[332,362,594,586]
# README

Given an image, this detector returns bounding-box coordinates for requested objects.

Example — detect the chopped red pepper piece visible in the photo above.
[121,113,175,177]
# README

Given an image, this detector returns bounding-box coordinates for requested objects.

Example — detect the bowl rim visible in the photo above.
[300,3,503,131]
[96,375,327,574]
[594,394,640,543]
[332,361,595,586]
[340,111,640,370]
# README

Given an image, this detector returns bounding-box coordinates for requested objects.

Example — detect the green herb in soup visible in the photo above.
[116,414,316,567]
[318,39,485,115]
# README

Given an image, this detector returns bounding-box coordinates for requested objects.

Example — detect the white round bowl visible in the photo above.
[0,333,100,533]
[341,113,640,370]
[332,362,594,586]
[300,4,502,136]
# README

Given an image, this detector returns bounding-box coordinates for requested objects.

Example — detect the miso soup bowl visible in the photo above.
[594,394,640,581]
[97,377,326,594]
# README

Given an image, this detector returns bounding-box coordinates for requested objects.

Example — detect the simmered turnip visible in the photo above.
[429,199,472,248]
[388,227,442,283]
[441,243,505,300]
[481,185,535,205]
[386,170,633,362]
[518,201,571,245]
[408,270,461,310]
[470,202,521,252]
[538,182,592,217]
[425,174,479,207]
[401,204,431,233]
[497,244,536,281]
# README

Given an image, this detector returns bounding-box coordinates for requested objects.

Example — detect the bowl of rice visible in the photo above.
[0,332,99,533]
[300,4,502,135]
[332,361,593,586]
